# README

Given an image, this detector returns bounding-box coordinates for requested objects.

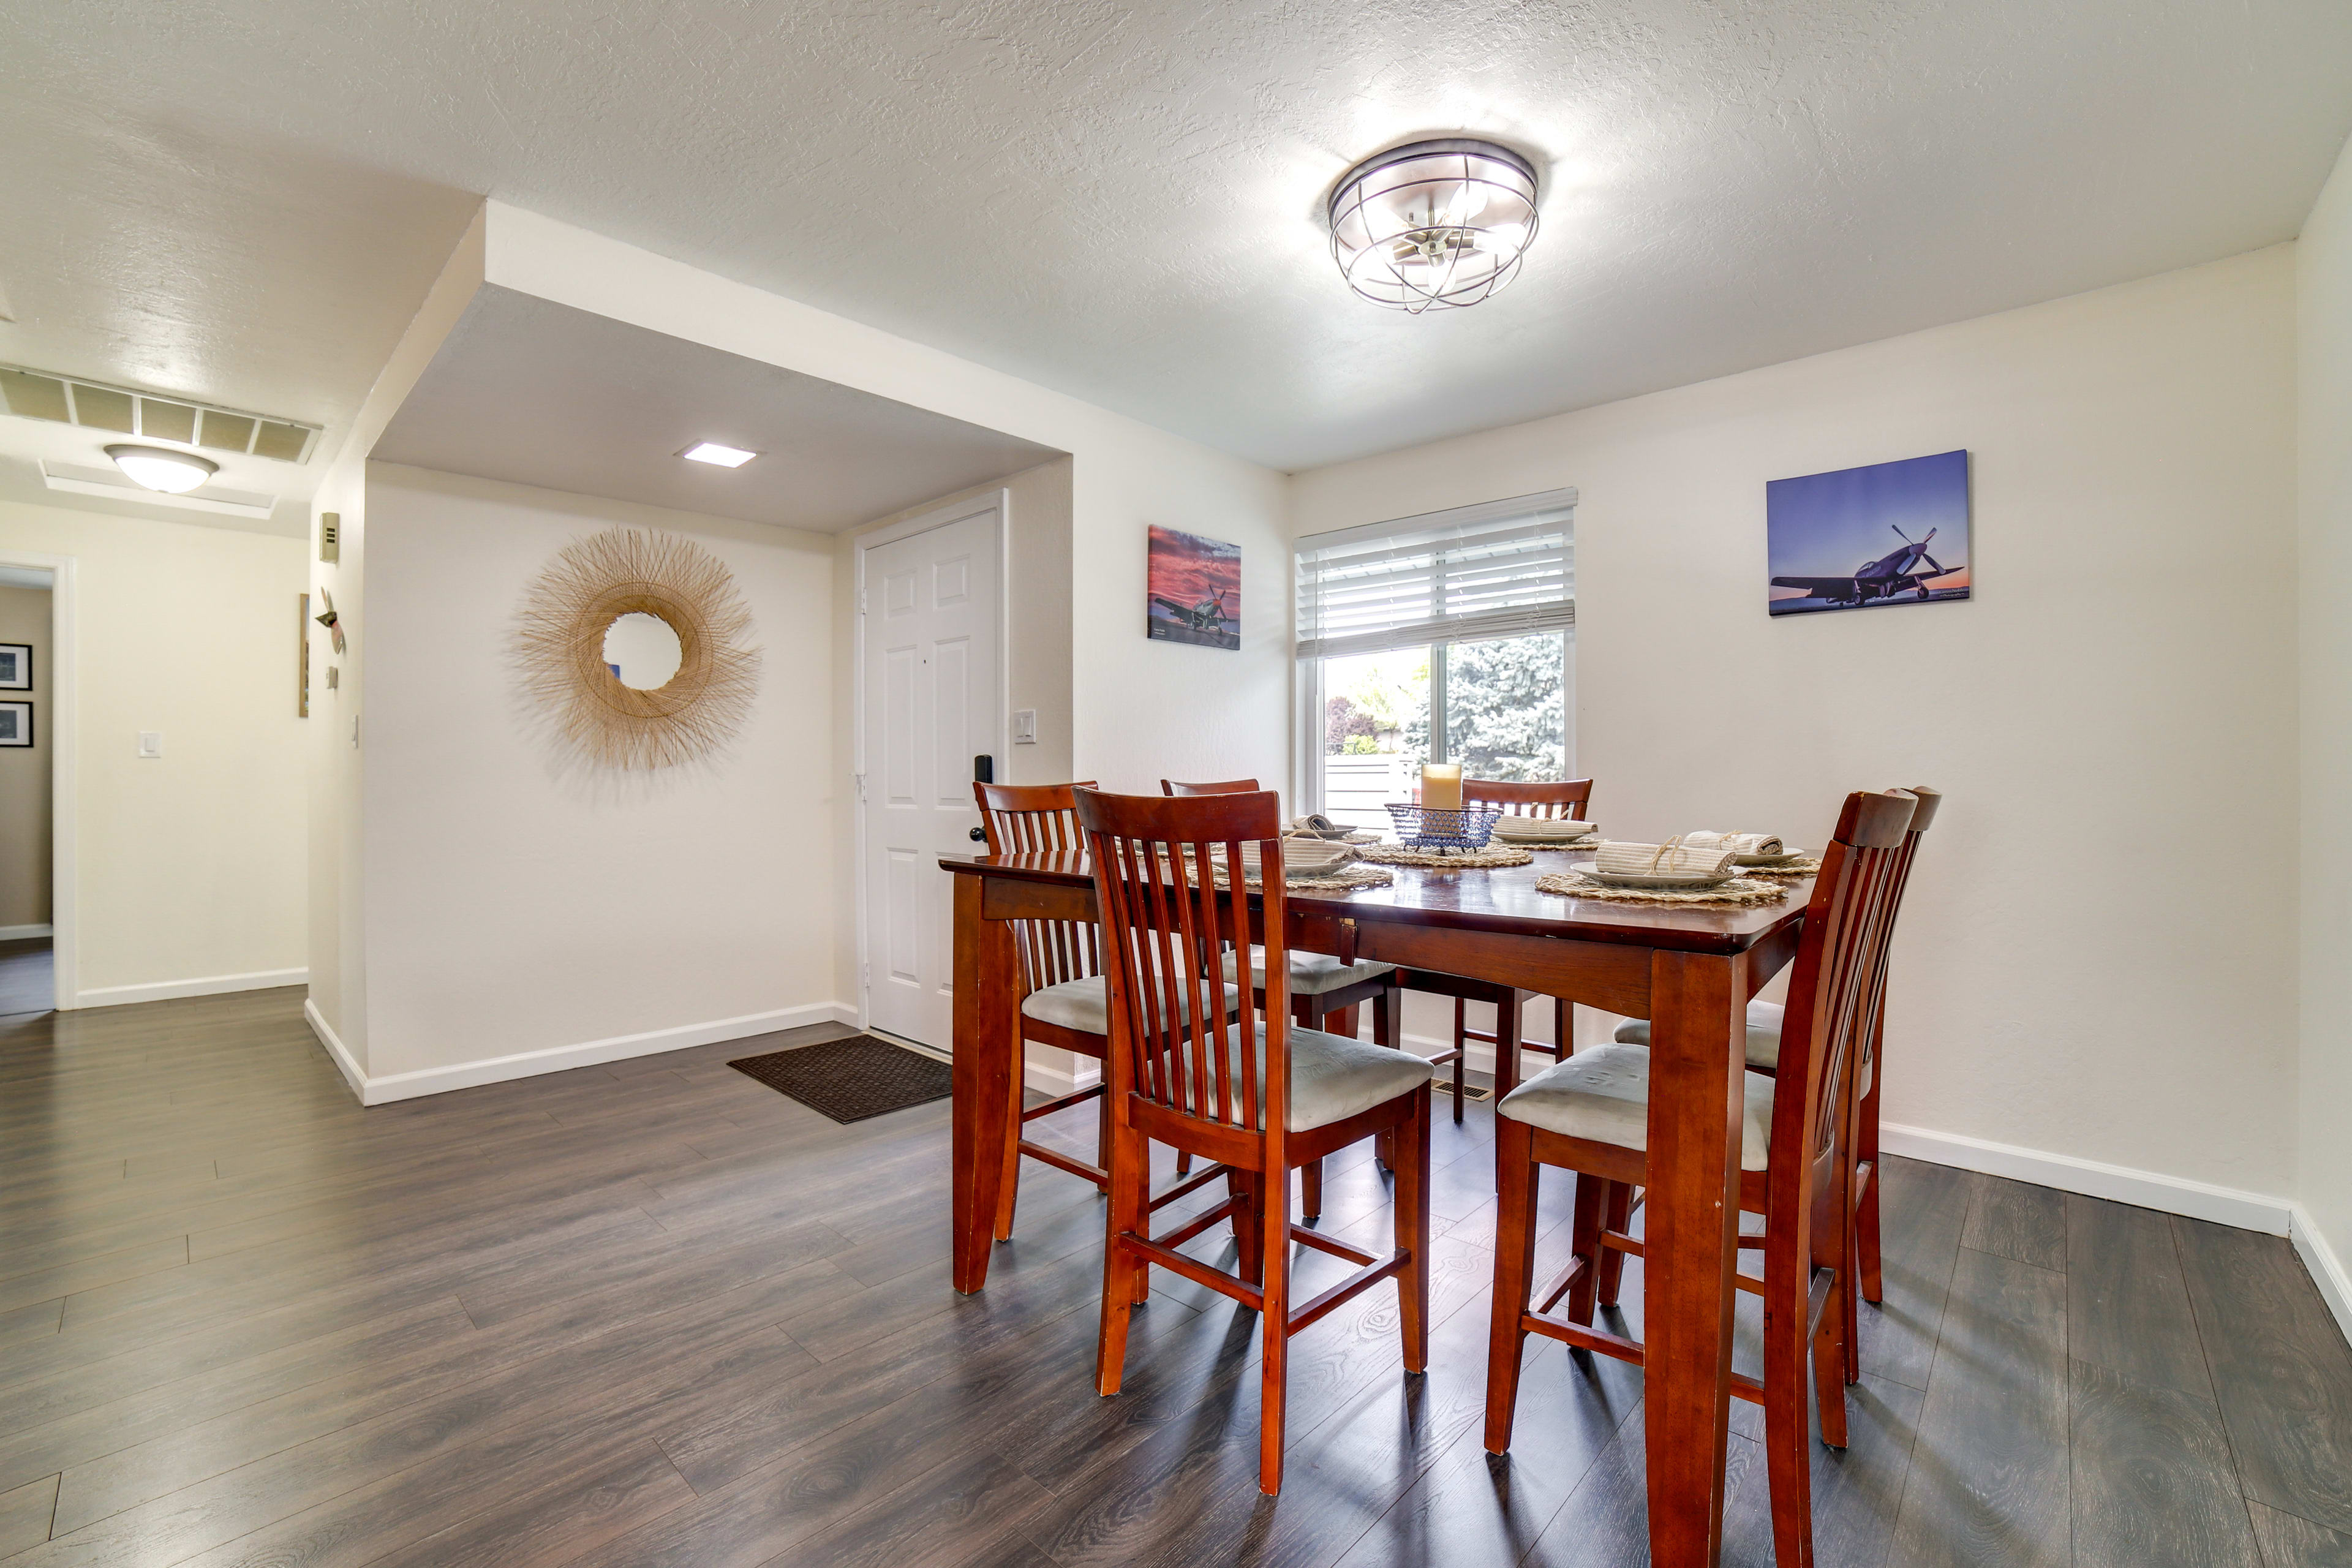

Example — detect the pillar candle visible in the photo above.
[1421,763,1463,810]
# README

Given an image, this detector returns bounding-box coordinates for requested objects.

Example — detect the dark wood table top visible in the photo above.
[941,851,1809,957]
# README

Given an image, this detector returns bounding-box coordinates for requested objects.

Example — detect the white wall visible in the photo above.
[2298,138,2352,1318]
[1295,246,2301,1206]
[0,498,308,1001]
[480,203,1293,801]
[354,463,839,1095]
[0,584,51,931]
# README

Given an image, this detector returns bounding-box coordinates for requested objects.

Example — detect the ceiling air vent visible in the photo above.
[0,365,320,464]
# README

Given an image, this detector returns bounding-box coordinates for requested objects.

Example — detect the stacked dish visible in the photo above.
[1492,816,1601,848]
[1573,839,1738,889]
[1240,839,1360,882]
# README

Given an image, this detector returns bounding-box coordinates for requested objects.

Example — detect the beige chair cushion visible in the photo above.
[1169,1023,1434,1133]
[1020,975,1239,1037]
[1498,1044,1777,1171]
[1613,1000,1787,1070]
[1246,946,1397,997]
[1610,1000,1872,1095]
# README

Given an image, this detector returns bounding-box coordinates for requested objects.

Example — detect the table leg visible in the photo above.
[1641,948,1748,1567]
[951,873,1020,1294]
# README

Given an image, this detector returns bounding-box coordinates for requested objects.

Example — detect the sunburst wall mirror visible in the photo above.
[513,528,762,772]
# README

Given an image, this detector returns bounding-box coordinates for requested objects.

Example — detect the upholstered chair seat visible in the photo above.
[1247,947,1398,996]
[1497,1043,1778,1172]
[1020,976,1240,1036]
[1613,999,1787,1069]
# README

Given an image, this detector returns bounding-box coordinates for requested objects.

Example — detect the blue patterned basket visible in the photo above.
[1385,804,1506,852]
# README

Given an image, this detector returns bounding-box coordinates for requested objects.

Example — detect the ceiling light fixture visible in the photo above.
[1329,138,1540,314]
[105,443,219,494]
[681,442,758,468]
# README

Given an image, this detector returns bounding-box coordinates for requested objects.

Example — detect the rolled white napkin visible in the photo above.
[1684,829,1785,857]
[1593,839,1738,877]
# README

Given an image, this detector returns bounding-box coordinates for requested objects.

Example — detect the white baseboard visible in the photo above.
[79,967,309,1009]
[303,998,368,1101]
[0,922,53,940]
[311,1000,861,1106]
[2291,1205,2352,1351]
[1879,1121,2291,1237]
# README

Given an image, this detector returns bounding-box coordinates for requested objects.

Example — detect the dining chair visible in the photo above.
[1161,777,1404,1220]
[1485,788,1917,1567]
[1076,786,1436,1495]
[974,781,1237,1240]
[1408,777,1596,1120]
[1609,786,1940,1329]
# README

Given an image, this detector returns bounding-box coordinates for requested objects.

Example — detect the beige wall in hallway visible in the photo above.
[0,584,51,929]
[0,499,309,1001]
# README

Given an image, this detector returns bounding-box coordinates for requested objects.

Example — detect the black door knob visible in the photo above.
[969,826,986,842]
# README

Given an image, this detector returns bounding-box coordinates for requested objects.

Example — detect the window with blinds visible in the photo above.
[1294,489,1576,661]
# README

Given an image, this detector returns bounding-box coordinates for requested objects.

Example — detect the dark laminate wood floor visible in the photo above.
[5,988,2352,1568]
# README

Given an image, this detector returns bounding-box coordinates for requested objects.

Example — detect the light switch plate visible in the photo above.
[1012,709,1037,745]
[137,731,162,759]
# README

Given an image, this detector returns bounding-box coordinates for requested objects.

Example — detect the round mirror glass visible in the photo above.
[603,611,683,690]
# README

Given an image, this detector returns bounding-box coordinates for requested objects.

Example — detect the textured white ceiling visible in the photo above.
[6,0,2351,474]
[374,286,1064,532]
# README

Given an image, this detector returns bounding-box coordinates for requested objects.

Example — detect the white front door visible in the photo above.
[859,504,1000,1050]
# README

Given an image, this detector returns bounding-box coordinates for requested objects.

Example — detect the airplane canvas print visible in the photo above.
[1147,525,1242,650]
[1768,449,1971,616]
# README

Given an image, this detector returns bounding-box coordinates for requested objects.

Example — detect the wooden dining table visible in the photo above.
[941,849,1809,1568]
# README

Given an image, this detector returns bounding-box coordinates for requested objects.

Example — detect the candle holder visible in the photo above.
[1385,804,1504,853]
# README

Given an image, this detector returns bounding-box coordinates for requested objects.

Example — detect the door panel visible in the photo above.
[859,507,1000,1049]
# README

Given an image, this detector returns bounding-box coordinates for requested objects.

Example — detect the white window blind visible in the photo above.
[1295,489,1576,661]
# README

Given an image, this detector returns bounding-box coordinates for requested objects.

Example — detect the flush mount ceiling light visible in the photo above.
[1329,138,1540,313]
[680,441,758,468]
[105,443,219,494]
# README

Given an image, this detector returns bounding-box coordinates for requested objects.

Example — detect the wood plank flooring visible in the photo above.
[4,986,2351,1567]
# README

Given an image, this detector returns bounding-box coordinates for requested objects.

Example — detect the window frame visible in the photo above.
[1296,489,1577,816]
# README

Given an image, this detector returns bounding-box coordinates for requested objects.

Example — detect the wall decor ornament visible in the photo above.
[512,527,761,772]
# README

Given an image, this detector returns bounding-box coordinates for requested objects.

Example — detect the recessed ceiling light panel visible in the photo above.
[1329,138,1540,314]
[681,442,757,468]
[105,443,219,494]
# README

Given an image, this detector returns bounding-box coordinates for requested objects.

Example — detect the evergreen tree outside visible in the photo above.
[1443,632,1565,781]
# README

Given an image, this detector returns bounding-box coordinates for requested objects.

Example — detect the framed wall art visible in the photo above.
[1768,449,1970,616]
[0,702,29,747]
[1146,525,1241,650]
[0,643,28,690]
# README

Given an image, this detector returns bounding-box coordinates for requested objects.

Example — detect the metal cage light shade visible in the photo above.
[1328,138,1539,313]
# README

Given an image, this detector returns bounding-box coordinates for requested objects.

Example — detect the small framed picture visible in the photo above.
[0,702,29,747]
[0,644,28,690]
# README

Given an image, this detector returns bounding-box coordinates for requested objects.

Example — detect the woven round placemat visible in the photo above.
[1736,856,1822,880]
[1535,871,1794,908]
[1360,843,1534,869]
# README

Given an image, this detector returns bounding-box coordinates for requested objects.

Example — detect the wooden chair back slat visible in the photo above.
[1162,777,1261,796]
[1463,777,1594,820]
[1077,789,1290,1153]
[975,781,1102,1001]
[1768,790,1916,1234]
[1856,786,1939,1091]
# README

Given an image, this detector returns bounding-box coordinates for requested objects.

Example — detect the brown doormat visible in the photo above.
[728,1035,954,1124]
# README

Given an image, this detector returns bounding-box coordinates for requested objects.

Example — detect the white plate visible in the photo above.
[1733,847,1807,866]
[1568,859,1735,889]
[1494,826,1599,843]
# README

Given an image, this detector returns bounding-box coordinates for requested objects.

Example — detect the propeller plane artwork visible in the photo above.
[1770,524,1965,608]
[1145,524,1243,649]
[1765,448,1971,617]
[1150,587,1232,637]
